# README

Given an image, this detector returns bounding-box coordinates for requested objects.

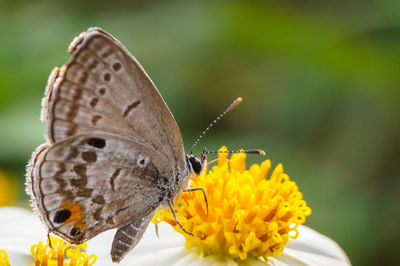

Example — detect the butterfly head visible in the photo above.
[186,150,207,176]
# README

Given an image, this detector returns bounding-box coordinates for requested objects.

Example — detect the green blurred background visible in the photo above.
[0,0,399,265]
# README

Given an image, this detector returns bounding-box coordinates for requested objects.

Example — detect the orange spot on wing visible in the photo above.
[61,201,86,229]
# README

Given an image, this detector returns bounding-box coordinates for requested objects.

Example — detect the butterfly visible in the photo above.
[26,27,259,263]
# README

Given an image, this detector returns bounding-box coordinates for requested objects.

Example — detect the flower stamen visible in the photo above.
[153,146,311,261]
[28,236,96,266]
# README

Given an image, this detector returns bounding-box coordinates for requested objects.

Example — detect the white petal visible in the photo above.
[0,207,46,250]
[271,225,351,266]
[0,207,46,265]
[89,223,187,266]
[90,223,351,266]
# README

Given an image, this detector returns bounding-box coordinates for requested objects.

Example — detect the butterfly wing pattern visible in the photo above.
[27,28,188,262]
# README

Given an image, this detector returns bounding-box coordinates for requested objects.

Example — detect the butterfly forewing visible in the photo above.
[43,28,186,172]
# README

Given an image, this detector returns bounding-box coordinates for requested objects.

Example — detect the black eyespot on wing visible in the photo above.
[53,209,71,224]
[87,138,105,148]
[189,157,202,175]
[70,226,81,237]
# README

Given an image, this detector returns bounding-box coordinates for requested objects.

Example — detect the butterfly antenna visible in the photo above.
[190,97,243,154]
[203,149,265,156]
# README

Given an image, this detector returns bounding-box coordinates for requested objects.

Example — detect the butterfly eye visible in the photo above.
[187,156,203,176]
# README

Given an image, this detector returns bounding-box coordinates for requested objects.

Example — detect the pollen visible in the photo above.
[28,235,96,266]
[153,146,311,261]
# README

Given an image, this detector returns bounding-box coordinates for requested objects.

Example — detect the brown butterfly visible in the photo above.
[26,27,261,263]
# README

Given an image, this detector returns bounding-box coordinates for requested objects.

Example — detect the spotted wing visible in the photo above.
[42,27,186,176]
[27,133,172,243]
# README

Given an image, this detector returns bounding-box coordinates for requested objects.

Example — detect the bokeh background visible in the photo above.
[0,0,399,265]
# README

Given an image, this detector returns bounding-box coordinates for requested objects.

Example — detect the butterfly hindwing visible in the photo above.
[28,133,172,243]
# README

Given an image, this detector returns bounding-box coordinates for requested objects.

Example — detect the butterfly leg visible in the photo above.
[47,232,53,248]
[155,223,160,238]
[110,214,152,263]
[168,199,193,236]
[183,187,208,216]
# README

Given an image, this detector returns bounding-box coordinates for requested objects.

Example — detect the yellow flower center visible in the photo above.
[153,146,311,260]
[28,236,96,266]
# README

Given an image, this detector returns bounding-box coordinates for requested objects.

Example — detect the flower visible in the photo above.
[153,146,313,261]
[0,207,350,265]
[0,170,18,206]
[0,147,350,265]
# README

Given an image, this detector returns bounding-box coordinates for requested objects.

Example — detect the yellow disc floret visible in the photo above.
[28,235,96,266]
[153,146,311,261]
